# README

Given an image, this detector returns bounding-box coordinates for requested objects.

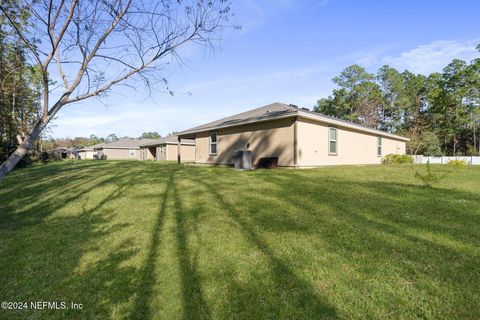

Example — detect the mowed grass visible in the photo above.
[0,161,479,319]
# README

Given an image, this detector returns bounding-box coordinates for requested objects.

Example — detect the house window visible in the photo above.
[329,127,337,155]
[210,131,217,155]
[130,149,136,157]
[377,137,382,156]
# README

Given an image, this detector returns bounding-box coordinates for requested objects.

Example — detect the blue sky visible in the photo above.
[50,0,480,138]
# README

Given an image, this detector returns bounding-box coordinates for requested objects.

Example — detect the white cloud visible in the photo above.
[382,39,480,74]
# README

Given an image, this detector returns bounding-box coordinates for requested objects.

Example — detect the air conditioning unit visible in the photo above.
[233,150,252,170]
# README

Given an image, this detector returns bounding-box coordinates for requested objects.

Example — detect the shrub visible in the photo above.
[467,145,478,156]
[382,154,413,164]
[14,155,32,169]
[40,152,50,163]
[448,159,468,170]
[413,163,444,187]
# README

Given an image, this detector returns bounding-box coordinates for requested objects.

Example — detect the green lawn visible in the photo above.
[0,161,479,319]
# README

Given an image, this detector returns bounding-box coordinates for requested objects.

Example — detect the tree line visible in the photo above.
[41,132,165,151]
[0,2,42,163]
[315,47,480,156]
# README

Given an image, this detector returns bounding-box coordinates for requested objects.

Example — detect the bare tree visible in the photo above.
[0,0,233,179]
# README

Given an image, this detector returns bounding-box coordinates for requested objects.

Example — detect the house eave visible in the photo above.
[95,146,141,150]
[177,112,297,137]
[177,109,409,142]
[297,111,410,142]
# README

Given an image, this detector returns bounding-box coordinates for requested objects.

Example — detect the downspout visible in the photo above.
[177,137,181,164]
[294,117,298,168]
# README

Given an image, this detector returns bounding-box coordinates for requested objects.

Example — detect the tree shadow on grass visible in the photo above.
[0,161,147,319]
[257,173,480,248]
[198,179,338,319]
[130,170,174,319]
[249,171,480,318]
[0,161,138,230]
[129,164,212,319]
[171,172,211,320]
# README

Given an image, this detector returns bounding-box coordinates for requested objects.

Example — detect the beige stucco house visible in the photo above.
[94,136,195,161]
[140,135,195,161]
[177,103,409,168]
[94,138,159,160]
[77,143,104,159]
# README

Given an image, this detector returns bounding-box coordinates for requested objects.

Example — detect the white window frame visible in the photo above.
[377,137,382,157]
[209,131,218,155]
[328,127,337,155]
[130,148,136,157]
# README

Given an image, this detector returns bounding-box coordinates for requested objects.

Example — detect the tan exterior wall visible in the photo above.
[157,145,166,160]
[296,117,406,166]
[165,144,178,161]
[164,144,195,161]
[180,144,195,162]
[142,147,157,160]
[103,148,141,160]
[194,118,296,167]
[137,144,195,161]
[79,150,95,159]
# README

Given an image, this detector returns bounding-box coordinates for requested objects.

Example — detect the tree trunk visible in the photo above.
[453,136,457,157]
[0,117,48,180]
[474,125,478,155]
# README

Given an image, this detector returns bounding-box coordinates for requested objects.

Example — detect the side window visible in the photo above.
[377,137,382,156]
[130,149,136,157]
[210,131,217,155]
[329,127,337,155]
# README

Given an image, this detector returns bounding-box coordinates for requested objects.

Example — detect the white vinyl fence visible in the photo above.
[412,155,480,165]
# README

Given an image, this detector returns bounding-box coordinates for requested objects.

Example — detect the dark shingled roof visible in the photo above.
[139,135,195,147]
[79,143,106,151]
[98,138,161,149]
[178,102,409,141]
[178,103,297,135]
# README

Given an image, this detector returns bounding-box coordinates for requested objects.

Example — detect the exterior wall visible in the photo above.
[142,147,156,160]
[165,144,195,161]
[179,144,195,162]
[79,150,95,159]
[194,118,296,167]
[296,117,406,166]
[157,145,166,160]
[136,144,195,161]
[103,148,141,160]
[165,144,179,161]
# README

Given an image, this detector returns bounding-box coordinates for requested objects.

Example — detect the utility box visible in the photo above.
[233,150,252,170]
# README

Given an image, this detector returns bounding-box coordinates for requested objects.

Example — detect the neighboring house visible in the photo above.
[94,138,160,160]
[140,135,195,161]
[51,147,68,159]
[92,137,195,161]
[77,143,105,159]
[177,102,409,168]
[66,147,80,159]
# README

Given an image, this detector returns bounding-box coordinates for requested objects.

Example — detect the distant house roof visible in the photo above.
[96,138,160,149]
[177,102,409,142]
[78,143,105,151]
[139,135,195,147]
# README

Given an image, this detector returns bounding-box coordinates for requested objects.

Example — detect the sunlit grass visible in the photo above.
[0,161,479,319]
